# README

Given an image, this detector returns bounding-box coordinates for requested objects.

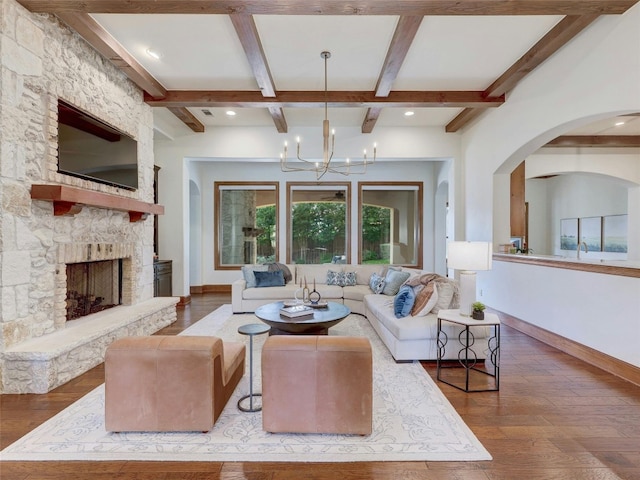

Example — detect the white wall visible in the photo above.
[461,6,640,245]
[466,4,640,367]
[154,126,462,296]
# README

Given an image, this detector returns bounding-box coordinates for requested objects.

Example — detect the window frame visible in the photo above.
[286,182,351,264]
[214,181,279,270]
[358,181,423,268]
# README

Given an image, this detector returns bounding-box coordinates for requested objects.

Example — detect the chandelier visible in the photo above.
[280,51,377,180]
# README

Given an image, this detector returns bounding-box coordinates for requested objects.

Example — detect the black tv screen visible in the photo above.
[57,100,138,190]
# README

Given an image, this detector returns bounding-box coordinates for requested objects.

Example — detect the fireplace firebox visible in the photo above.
[66,259,122,320]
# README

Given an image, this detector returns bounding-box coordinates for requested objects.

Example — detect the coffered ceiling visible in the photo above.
[17,1,640,145]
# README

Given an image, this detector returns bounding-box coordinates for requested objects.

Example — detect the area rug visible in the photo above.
[0,305,491,462]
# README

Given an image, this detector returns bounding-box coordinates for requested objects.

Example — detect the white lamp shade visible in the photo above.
[447,241,493,271]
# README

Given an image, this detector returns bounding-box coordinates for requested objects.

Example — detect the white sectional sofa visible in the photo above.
[232,263,491,361]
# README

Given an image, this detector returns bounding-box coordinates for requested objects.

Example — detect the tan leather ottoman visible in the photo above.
[105,335,245,432]
[262,335,372,435]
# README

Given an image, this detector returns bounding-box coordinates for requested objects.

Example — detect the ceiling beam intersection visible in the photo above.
[230,14,288,133]
[363,15,423,133]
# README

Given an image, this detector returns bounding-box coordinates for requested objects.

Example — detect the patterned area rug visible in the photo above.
[0,305,491,462]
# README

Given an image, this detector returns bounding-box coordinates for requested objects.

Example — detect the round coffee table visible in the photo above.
[255,301,350,335]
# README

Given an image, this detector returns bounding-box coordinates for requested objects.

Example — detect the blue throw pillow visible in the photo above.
[254,270,285,287]
[394,285,416,318]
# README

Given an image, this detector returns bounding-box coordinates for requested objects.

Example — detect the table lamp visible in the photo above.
[447,241,492,316]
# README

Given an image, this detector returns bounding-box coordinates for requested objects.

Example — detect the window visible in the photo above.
[214,182,278,269]
[287,183,350,264]
[358,182,422,267]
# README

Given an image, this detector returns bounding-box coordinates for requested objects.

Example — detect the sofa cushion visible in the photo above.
[243,284,300,300]
[382,270,411,296]
[312,284,346,300]
[394,285,416,318]
[365,294,438,341]
[296,264,336,286]
[254,270,286,287]
[342,284,375,302]
[241,264,269,288]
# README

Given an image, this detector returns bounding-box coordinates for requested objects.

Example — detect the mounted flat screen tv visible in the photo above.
[57,100,138,190]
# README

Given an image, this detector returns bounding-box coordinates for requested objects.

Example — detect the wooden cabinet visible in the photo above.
[154,260,172,297]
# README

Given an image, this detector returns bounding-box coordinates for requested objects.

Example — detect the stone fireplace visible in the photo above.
[0,2,178,394]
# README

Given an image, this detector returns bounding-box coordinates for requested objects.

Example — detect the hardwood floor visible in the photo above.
[2,293,639,479]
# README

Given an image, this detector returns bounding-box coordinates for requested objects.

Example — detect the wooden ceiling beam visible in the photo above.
[268,107,288,133]
[545,135,640,147]
[445,108,487,133]
[230,14,288,132]
[375,16,423,97]
[446,14,601,133]
[363,16,423,133]
[230,14,276,98]
[166,107,205,133]
[55,13,166,98]
[486,15,600,98]
[362,107,382,134]
[145,90,505,108]
[17,1,638,16]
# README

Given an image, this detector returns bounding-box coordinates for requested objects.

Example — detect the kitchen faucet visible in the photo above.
[577,241,588,259]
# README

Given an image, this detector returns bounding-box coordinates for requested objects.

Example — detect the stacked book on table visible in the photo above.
[279,304,314,320]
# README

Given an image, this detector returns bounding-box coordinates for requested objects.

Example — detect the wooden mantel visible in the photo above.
[31,184,164,222]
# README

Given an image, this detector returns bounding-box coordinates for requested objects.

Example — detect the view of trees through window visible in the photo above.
[291,202,346,264]
[255,205,276,263]
[361,205,391,263]
[286,185,350,264]
[217,182,421,269]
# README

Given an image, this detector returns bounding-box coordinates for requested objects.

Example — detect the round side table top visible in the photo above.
[238,323,271,336]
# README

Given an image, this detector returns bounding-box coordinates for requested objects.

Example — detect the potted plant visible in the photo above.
[472,301,486,320]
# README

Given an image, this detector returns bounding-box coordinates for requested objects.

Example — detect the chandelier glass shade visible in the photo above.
[280,51,377,180]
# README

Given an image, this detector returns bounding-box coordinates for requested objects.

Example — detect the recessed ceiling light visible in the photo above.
[145,48,162,60]
[226,110,236,116]
[615,121,625,126]
[404,111,415,117]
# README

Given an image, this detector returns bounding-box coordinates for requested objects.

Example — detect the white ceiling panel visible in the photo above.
[396,16,563,90]
[255,15,398,91]
[92,14,257,90]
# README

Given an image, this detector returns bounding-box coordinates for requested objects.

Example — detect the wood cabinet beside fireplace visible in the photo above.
[154,260,172,297]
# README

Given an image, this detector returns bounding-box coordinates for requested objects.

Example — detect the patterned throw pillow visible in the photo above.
[342,271,357,286]
[369,272,386,294]
[327,270,341,286]
[327,270,357,287]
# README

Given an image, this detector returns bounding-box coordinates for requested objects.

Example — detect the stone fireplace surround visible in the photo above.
[0,1,177,394]
[2,240,178,394]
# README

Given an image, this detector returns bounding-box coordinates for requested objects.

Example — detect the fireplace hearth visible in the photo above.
[66,259,122,320]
